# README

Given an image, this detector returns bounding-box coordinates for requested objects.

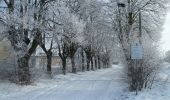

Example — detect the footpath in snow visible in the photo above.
[0,64,127,100]
[0,63,170,100]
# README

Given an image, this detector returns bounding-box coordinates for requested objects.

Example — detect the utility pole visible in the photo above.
[117,2,125,42]
[139,11,142,43]
[139,12,142,37]
[117,2,130,61]
[116,0,143,93]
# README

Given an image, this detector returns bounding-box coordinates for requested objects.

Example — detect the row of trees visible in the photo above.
[0,0,168,92]
[0,0,114,84]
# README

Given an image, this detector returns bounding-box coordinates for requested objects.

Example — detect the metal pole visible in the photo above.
[117,4,122,42]
[117,1,126,42]
[139,11,142,38]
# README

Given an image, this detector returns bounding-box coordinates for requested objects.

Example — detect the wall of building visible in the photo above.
[0,38,16,79]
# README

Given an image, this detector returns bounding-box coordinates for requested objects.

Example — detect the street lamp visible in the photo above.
[117,3,126,7]
[117,2,125,42]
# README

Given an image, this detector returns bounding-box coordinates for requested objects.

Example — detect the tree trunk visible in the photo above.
[98,55,101,69]
[81,50,85,72]
[87,58,90,71]
[17,36,39,84]
[62,58,67,75]
[17,55,30,85]
[47,51,52,74]
[94,55,97,70]
[86,52,91,71]
[91,56,94,71]
[71,56,76,73]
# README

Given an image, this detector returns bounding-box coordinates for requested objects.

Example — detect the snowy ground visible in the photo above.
[0,64,128,100]
[0,63,170,100]
[125,62,170,100]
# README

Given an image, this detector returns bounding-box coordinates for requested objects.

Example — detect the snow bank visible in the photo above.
[124,62,170,100]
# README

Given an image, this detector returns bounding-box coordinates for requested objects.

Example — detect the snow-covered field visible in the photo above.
[0,63,170,100]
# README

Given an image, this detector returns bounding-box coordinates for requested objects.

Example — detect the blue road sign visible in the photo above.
[131,43,143,59]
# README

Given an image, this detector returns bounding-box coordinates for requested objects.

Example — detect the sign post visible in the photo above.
[131,43,143,95]
[131,43,143,60]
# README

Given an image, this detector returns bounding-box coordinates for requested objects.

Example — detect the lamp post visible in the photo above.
[117,2,125,43]
[118,3,125,7]
[139,11,142,42]
[117,1,143,93]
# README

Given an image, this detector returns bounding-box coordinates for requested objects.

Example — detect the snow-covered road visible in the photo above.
[0,64,127,100]
[1,63,170,100]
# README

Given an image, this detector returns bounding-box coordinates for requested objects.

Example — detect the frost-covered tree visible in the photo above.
[65,0,116,71]
[0,0,52,84]
[108,0,168,91]
[37,0,56,75]
[47,0,84,74]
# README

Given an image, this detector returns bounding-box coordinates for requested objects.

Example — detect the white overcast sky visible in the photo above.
[161,12,170,52]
